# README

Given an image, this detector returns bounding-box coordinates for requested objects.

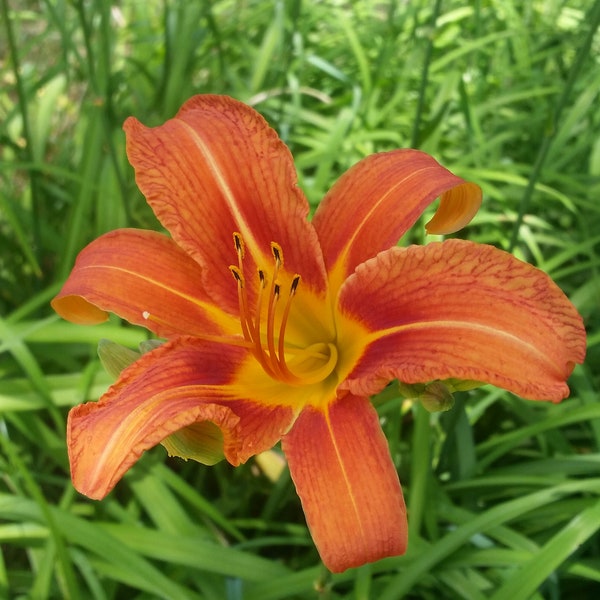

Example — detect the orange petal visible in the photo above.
[51,229,238,338]
[68,337,294,499]
[124,95,328,317]
[425,181,482,234]
[312,150,481,293]
[338,240,586,402]
[282,394,407,573]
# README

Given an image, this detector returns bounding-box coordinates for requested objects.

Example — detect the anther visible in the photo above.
[229,265,244,286]
[233,232,245,257]
[271,242,283,267]
[290,275,301,295]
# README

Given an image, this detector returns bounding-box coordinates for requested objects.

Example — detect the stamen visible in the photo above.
[287,342,339,385]
[231,235,281,378]
[229,265,254,343]
[252,269,266,340]
[275,275,303,381]
[265,280,282,378]
[228,234,335,385]
[249,267,278,377]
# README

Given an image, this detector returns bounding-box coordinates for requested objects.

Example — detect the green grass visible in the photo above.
[1,0,600,598]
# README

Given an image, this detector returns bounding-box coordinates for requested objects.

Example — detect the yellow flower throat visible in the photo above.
[229,232,338,386]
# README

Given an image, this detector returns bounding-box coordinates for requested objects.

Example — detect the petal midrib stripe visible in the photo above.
[367,319,564,374]
[80,264,235,327]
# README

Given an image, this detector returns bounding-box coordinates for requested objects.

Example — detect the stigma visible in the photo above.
[229,233,337,386]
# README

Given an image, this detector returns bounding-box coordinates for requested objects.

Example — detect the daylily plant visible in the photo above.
[52,95,586,573]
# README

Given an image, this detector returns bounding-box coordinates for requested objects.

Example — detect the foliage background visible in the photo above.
[1,0,600,598]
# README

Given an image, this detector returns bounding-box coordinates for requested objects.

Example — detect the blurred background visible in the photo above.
[1,1,599,598]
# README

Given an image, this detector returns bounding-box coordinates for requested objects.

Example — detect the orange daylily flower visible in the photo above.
[52,95,586,573]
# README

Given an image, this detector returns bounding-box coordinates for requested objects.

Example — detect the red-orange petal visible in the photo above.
[338,240,586,402]
[68,337,294,499]
[51,228,238,338]
[312,150,481,293]
[281,394,407,573]
[124,95,328,316]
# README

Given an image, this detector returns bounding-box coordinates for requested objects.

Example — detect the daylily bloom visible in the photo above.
[52,95,586,573]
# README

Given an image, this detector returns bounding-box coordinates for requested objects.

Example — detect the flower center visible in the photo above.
[229,232,337,386]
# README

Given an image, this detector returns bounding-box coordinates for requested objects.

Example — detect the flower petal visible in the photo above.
[281,394,407,573]
[51,229,238,338]
[68,337,294,499]
[338,240,586,401]
[312,150,481,292]
[124,94,328,316]
[425,181,482,235]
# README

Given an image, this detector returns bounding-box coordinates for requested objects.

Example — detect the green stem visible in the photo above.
[411,0,443,148]
[1,0,42,274]
[408,403,432,541]
[73,0,130,223]
[508,0,600,252]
